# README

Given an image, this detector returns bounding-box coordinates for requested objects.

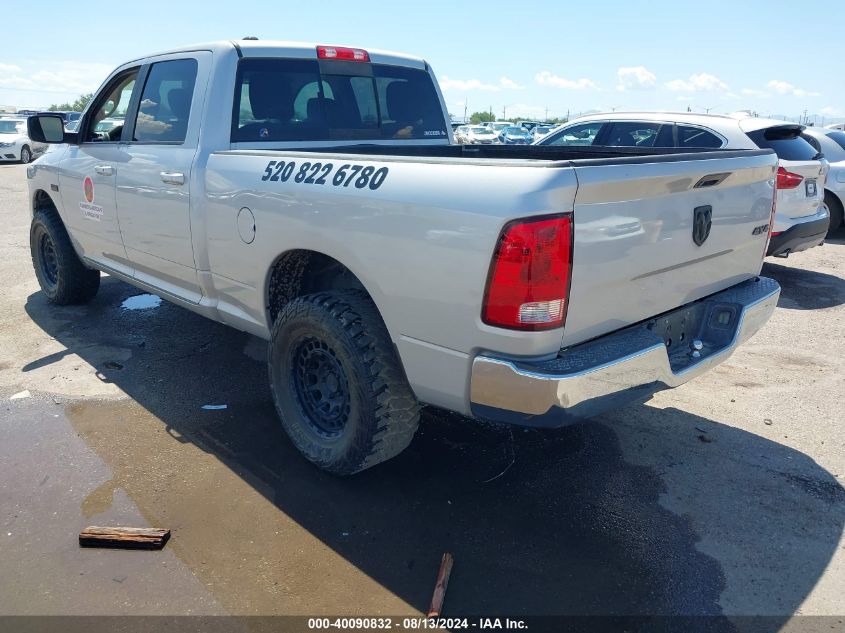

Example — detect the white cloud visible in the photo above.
[741,88,770,99]
[0,63,22,74]
[767,80,820,98]
[440,75,524,92]
[616,66,656,91]
[535,71,598,90]
[498,76,524,90]
[665,73,729,92]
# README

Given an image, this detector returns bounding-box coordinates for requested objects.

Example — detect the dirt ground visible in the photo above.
[0,162,843,623]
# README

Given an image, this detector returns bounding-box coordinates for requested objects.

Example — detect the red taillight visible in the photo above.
[776,166,803,189]
[482,215,573,331]
[317,46,369,62]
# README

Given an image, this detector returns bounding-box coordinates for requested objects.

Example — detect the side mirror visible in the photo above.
[28,114,75,144]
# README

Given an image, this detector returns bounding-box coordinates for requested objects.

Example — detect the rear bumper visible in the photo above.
[470,277,780,427]
[767,213,829,257]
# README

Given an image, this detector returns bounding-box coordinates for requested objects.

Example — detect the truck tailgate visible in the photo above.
[562,151,777,347]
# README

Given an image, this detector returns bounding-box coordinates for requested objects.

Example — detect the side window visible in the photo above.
[133,58,198,143]
[603,121,663,147]
[678,125,723,148]
[84,69,139,142]
[544,122,604,146]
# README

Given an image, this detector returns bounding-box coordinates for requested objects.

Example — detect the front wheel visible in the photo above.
[268,291,421,475]
[30,209,100,304]
[19,145,32,164]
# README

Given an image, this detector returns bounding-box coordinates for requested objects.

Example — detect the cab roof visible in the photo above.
[122,39,428,70]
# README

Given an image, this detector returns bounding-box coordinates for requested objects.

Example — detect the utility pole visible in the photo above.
[503,105,506,119]
[545,106,548,122]
[803,109,808,124]
[463,100,467,123]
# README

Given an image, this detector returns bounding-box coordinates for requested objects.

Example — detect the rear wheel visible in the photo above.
[30,209,100,304]
[824,191,843,236]
[268,291,420,475]
[19,145,32,164]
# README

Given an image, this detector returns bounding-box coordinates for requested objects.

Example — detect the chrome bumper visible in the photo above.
[470,277,780,427]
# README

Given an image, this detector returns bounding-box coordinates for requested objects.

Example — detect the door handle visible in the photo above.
[160,171,185,185]
[94,165,113,176]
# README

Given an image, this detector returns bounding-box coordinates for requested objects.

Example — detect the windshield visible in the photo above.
[0,120,22,134]
[95,119,124,132]
[535,126,552,134]
[470,127,489,134]
[746,126,820,161]
[489,123,508,131]
[504,127,526,135]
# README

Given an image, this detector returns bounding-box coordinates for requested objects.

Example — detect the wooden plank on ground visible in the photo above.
[79,526,170,550]
[427,552,454,617]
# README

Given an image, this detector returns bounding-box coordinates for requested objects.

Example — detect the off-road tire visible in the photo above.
[268,291,421,475]
[825,191,843,236]
[30,208,100,304]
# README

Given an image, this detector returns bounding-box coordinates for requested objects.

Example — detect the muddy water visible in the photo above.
[66,399,415,615]
[65,398,726,616]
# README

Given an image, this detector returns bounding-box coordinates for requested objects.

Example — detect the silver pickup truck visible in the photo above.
[26,40,780,475]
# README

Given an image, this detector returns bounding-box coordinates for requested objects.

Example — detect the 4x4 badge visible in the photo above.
[692,205,712,246]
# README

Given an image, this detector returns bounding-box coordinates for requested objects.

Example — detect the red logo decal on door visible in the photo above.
[83,176,94,203]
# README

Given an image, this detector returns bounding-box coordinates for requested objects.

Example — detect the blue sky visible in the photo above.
[1,0,843,123]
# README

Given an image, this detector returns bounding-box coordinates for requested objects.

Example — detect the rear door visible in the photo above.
[562,151,777,347]
[116,53,210,303]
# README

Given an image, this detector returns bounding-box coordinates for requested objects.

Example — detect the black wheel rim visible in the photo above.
[38,231,59,287]
[291,336,350,438]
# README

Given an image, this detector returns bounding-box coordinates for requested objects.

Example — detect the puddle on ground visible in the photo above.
[64,397,728,617]
[65,399,415,615]
[121,294,162,311]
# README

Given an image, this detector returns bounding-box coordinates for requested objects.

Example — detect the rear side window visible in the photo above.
[746,126,819,161]
[678,125,723,148]
[133,58,198,143]
[542,121,604,146]
[232,58,447,142]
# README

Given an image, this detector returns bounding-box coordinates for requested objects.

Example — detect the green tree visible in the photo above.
[469,111,495,124]
[48,93,93,112]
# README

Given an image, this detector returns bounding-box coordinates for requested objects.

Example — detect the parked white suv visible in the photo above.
[536,112,830,257]
[801,127,845,235]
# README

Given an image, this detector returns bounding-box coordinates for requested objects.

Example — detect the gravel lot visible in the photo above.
[0,162,842,622]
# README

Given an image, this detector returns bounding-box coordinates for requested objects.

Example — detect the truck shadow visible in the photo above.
[23,279,844,625]
[762,260,845,310]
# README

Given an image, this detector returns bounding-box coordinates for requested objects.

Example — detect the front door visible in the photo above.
[58,68,140,277]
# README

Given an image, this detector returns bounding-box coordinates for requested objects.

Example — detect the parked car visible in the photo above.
[0,117,46,163]
[453,125,471,144]
[483,121,512,135]
[802,127,845,234]
[824,123,845,131]
[536,112,829,257]
[498,125,533,144]
[465,125,498,144]
[531,124,554,141]
[27,40,779,475]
